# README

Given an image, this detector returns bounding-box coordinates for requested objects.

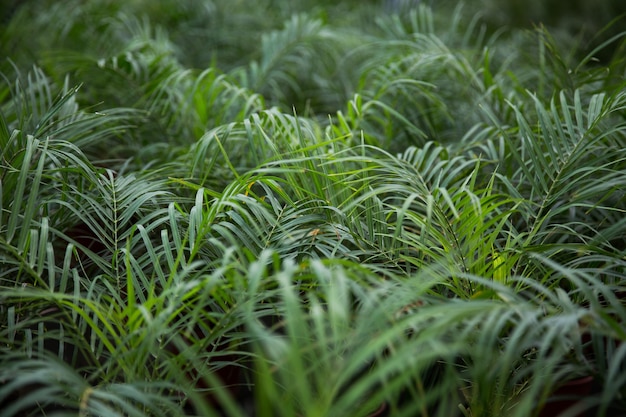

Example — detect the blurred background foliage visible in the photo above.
[3,0,625,69]
[2,0,625,144]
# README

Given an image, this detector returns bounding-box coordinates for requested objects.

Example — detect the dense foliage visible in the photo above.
[1,1,625,416]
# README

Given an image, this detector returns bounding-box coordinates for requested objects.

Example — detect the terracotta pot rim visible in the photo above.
[559,375,594,387]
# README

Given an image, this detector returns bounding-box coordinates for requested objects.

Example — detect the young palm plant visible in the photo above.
[1,2,626,417]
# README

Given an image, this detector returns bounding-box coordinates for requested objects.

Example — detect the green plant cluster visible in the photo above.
[1,1,625,416]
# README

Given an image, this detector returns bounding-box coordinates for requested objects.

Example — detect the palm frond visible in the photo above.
[489,90,626,279]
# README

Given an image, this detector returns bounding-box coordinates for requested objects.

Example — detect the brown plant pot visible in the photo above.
[296,402,386,417]
[537,375,594,417]
[365,401,387,417]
